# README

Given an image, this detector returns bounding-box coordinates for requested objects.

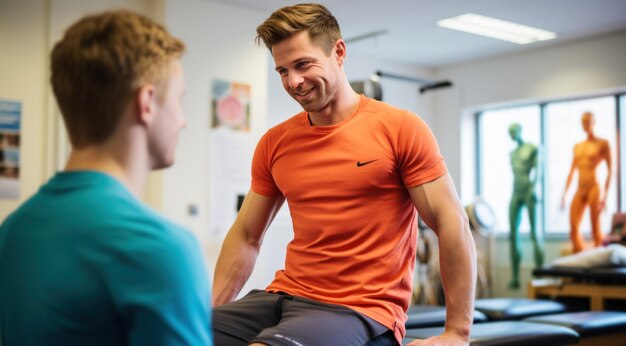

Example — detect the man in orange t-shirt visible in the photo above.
[212,3,476,346]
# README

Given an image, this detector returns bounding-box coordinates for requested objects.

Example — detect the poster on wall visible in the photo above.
[0,99,21,199]
[211,79,251,132]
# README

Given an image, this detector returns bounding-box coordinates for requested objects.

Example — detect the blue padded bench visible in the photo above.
[405,305,488,328]
[474,298,567,321]
[402,321,579,346]
[525,311,626,346]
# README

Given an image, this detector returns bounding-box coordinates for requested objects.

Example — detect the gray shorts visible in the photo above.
[212,289,394,346]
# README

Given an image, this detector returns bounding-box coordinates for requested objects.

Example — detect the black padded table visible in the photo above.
[525,311,626,346]
[405,305,488,328]
[533,266,626,284]
[529,266,626,311]
[474,298,567,321]
[403,321,579,346]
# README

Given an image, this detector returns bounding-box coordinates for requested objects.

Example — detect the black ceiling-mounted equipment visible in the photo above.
[374,70,453,94]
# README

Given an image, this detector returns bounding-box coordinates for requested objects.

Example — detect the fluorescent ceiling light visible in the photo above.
[437,13,557,44]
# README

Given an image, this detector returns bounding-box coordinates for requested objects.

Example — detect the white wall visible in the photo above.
[432,31,626,297]
[0,0,48,218]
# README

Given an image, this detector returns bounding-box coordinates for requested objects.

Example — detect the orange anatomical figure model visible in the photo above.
[562,112,612,253]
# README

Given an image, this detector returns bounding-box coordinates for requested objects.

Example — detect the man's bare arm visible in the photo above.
[407,174,476,345]
[212,190,284,306]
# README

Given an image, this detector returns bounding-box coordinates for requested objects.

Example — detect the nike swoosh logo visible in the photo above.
[356,159,378,167]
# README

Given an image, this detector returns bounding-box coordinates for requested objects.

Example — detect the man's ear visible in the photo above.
[136,83,156,125]
[334,39,347,67]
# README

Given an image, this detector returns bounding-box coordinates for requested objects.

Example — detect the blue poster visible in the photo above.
[0,99,21,199]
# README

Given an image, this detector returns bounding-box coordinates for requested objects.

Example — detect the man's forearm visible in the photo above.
[438,217,476,339]
[212,230,260,306]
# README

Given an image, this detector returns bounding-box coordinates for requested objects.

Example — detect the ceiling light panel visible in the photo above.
[438,13,557,44]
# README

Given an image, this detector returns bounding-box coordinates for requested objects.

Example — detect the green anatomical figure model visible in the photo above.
[508,123,544,289]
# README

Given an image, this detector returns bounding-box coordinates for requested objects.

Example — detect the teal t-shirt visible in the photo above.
[0,171,212,345]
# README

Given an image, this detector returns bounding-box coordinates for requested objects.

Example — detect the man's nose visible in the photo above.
[288,72,304,89]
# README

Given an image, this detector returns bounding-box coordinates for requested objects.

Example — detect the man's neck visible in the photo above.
[65,141,149,197]
[308,85,360,126]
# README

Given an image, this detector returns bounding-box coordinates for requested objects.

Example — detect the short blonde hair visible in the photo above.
[50,10,185,148]
[256,3,341,55]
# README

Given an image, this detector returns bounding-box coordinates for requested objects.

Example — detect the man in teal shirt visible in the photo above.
[0,10,212,345]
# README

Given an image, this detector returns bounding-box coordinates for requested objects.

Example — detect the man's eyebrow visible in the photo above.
[275,56,318,71]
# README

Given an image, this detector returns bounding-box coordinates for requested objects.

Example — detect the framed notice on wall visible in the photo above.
[0,99,21,199]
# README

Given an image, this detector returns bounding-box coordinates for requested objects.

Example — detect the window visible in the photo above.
[477,94,623,235]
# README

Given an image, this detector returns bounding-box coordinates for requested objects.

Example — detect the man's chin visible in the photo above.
[152,158,175,171]
[291,94,316,110]
[298,100,324,113]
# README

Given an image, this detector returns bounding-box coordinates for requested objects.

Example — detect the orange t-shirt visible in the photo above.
[251,95,447,343]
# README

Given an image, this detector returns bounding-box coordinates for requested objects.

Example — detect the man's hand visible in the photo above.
[406,331,469,346]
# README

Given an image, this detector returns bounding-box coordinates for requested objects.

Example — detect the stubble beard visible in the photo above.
[299,98,324,113]
[297,82,336,113]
